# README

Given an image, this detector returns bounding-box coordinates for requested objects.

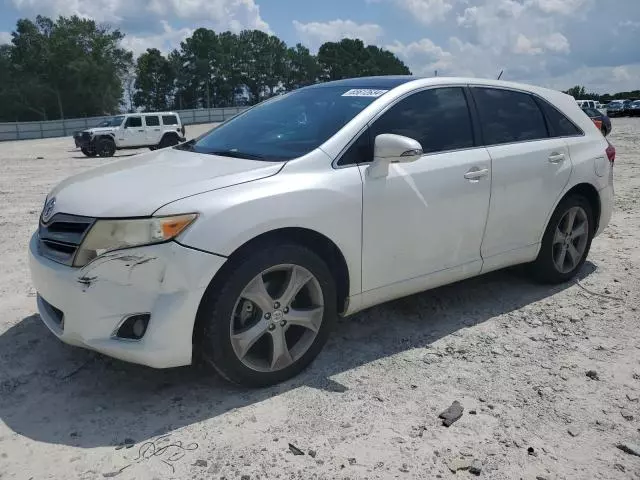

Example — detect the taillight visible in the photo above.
[606,141,615,165]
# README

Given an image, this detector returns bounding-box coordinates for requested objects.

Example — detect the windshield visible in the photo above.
[96,116,125,128]
[181,86,388,161]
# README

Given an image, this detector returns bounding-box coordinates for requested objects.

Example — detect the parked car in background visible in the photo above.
[74,112,186,157]
[582,107,612,136]
[30,77,615,386]
[606,101,626,117]
[576,100,597,110]
[629,100,640,117]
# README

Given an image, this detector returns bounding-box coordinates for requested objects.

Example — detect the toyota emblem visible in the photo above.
[42,197,56,222]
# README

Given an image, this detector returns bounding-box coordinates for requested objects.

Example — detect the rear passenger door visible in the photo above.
[144,115,162,145]
[471,87,573,264]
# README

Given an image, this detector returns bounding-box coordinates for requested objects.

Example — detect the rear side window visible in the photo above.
[162,115,179,125]
[370,87,475,155]
[472,87,548,145]
[145,116,160,126]
[537,99,583,137]
[125,116,142,128]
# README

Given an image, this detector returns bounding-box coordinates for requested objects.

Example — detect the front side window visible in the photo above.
[125,116,142,128]
[370,87,475,155]
[472,87,548,145]
[184,86,387,161]
[145,116,160,126]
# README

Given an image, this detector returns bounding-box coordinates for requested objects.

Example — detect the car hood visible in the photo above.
[85,127,117,134]
[48,148,285,217]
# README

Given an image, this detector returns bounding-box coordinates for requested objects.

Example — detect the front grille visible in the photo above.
[38,213,95,266]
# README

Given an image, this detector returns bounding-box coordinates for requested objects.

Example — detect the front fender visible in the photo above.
[155,157,364,296]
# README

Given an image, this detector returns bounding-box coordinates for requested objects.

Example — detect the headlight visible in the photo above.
[73,214,197,266]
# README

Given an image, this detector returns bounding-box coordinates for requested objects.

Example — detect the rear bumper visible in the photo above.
[596,183,614,238]
[29,234,226,368]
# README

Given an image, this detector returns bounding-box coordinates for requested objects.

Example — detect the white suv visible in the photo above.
[30,77,614,386]
[74,112,186,157]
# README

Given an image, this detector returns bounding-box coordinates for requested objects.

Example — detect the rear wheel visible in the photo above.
[158,134,179,149]
[601,126,608,136]
[197,243,337,387]
[96,138,116,157]
[530,195,594,284]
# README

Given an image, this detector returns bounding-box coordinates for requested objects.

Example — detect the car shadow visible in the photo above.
[0,262,596,448]
[69,153,138,160]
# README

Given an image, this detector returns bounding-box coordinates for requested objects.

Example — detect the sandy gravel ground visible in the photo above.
[1,120,640,480]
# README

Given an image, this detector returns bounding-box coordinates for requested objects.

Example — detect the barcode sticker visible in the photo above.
[342,89,388,97]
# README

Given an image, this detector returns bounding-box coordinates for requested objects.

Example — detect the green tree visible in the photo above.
[133,48,175,111]
[317,38,410,81]
[284,44,320,91]
[0,15,133,121]
[565,85,587,98]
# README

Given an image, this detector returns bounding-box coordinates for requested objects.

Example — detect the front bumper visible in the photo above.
[29,234,226,368]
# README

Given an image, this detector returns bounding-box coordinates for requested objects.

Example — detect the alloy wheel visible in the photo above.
[229,264,324,372]
[552,206,589,274]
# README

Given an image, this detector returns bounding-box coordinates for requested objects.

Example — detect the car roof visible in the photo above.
[307,76,567,98]
[306,76,419,90]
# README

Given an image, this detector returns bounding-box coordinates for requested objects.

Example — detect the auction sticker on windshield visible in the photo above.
[342,89,388,97]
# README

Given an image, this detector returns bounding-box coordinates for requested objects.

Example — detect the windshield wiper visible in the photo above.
[207,149,270,161]
[174,139,196,151]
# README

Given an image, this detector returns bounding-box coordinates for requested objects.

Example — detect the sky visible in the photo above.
[1,0,639,93]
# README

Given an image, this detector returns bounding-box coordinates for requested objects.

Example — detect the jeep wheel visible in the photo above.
[158,134,179,149]
[97,138,116,157]
[81,147,97,157]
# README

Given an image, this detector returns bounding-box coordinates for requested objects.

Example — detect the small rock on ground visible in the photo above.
[447,457,473,473]
[617,443,640,457]
[439,401,464,427]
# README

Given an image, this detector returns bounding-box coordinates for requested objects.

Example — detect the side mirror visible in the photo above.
[367,134,423,178]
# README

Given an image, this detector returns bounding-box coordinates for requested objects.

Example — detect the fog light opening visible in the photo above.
[115,313,151,340]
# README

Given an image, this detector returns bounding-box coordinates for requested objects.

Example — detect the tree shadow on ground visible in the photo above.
[0,262,596,448]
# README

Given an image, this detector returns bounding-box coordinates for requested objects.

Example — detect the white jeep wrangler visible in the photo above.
[74,112,186,157]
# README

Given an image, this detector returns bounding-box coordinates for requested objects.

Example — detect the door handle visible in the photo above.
[154,129,161,131]
[548,152,565,164]
[138,129,145,132]
[464,167,489,181]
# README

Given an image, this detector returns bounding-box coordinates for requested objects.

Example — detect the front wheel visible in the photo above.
[197,243,337,387]
[530,195,594,284]
[96,138,116,157]
[81,146,97,157]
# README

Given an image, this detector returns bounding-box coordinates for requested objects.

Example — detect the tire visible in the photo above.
[196,242,337,387]
[530,195,594,284]
[601,126,608,137]
[96,137,116,157]
[158,134,179,149]
[81,146,97,157]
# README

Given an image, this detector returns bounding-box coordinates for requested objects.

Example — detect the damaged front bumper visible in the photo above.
[28,233,226,368]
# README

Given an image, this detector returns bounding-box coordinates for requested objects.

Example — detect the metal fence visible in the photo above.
[0,107,249,142]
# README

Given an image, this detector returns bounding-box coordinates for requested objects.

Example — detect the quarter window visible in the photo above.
[536,99,583,137]
[472,88,548,145]
[371,87,475,155]
[125,116,142,128]
[145,115,160,126]
[162,115,179,125]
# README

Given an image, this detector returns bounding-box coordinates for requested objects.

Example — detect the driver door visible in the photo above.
[356,87,492,293]
[120,116,145,147]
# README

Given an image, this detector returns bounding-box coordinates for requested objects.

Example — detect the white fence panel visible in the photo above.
[0,107,248,142]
